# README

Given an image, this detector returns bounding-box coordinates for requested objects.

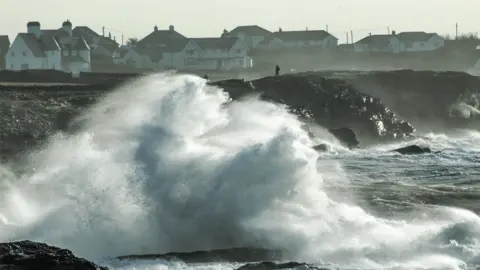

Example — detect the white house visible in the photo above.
[258,28,338,50]
[354,33,402,53]
[72,26,118,58]
[469,58,480,76]
[6,20,91,75]
[222,25,272,49]
[395,32,444,52]
[184,37,253,70]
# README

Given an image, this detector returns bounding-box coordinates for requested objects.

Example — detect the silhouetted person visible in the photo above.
[275,65,280,76]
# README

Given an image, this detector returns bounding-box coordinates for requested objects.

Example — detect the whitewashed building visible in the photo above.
[222,25,272,49]
[118,25,253,71]
[184,37,252,70]
[396,32,445,52]
[6,21,91,75]
[258,28,338,49]
[354,33,402,53]
[354,31,444,53]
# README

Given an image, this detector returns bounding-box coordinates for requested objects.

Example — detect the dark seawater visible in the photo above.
[0,74,479,270]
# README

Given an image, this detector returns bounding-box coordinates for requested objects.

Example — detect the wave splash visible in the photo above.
[0,73,479,269]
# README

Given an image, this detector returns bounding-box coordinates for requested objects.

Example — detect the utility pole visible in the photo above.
[387,26,390,34]
[350,30,353,43]
[326,25,329,32]
[455,23,458,39]
[102,26,105,36]
[346,32,349,44]
[121,34,124,45]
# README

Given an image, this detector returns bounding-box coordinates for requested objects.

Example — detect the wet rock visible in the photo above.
[117,247,284,263]
[313,144,329,152]
[328,127,359,149]
[392,145,432,155]
[0,240,108,270]
[236,261,328,270]
[212,73,414,146]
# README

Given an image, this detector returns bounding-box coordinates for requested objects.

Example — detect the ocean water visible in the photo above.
[0,73,479,270]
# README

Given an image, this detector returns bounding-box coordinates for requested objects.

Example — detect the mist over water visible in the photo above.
[0,73,479,269]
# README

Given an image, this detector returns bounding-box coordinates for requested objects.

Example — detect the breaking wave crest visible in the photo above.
[0,73,479,269]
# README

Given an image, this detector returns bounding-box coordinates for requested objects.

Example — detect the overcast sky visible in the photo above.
[1,0,478,44]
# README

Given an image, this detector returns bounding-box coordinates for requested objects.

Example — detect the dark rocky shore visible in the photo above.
[0,70,479,162]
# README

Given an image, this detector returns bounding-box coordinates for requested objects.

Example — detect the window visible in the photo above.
[186,49,195,56]
[72,50,78,56]
[236,49,242,53]
[63,50,69,56]
[20,64,29,70]
[11,64,13,69]
[22,52,27,56]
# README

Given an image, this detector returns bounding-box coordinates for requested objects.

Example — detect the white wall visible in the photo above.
[79,49,91,63]
[231,32,265,49]
[354,36,401,53]
[6,36,45,70]
[46,50,61,69]
[400,35,445,52]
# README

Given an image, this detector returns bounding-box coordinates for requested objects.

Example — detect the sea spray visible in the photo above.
[0,73,479,269]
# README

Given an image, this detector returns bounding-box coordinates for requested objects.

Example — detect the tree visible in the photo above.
[126,37,139,47]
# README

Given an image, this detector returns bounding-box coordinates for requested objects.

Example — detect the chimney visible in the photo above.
[27,21,41,38]
[109,32,112,39]
[62,20,72,36]
[154,25,158,31]
[369,33,372,36]
[169,25,174,31]
[279,27,282,32]
[223,29,228,34]
[391,30,396,35]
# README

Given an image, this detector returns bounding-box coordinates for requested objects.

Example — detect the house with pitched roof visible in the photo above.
[118,25,188,69]
[6,20,91,75]
[354,33,402,53]
[222,25,272,49]
[0,35,10,69]
[184,37,252,70]
[72,26,119,58]
[258,28,338,50]
[395,32,444,52]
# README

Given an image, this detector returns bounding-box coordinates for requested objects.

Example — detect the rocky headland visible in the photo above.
[0,69,479,162]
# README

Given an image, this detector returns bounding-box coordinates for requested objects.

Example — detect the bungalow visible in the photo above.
[0,35,10,69]
[5,20,91,75]
[259,28,338,50]
[395,32,444,52]
[354,33,401,53]
[222,25,272,49]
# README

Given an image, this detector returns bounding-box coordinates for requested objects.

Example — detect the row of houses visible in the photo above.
[1,21,478,75]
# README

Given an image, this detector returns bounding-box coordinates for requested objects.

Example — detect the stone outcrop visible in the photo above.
[0,240,107,270]
[213,74,414,145]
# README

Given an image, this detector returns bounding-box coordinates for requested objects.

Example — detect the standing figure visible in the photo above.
[275,65,280,76]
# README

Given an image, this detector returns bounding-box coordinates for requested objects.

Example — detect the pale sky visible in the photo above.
[1,0,478,44]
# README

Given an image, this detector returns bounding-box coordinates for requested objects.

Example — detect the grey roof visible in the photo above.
[273,30,336,41]
[138,29,187,47]
[135,39,190,62]
[395,32,436,47]
[0,35,10,56]
[59,36,90,51]
[18,33,48,56]
[355,35,394,48]
[191,37,238,50]
[228,25,272,37]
